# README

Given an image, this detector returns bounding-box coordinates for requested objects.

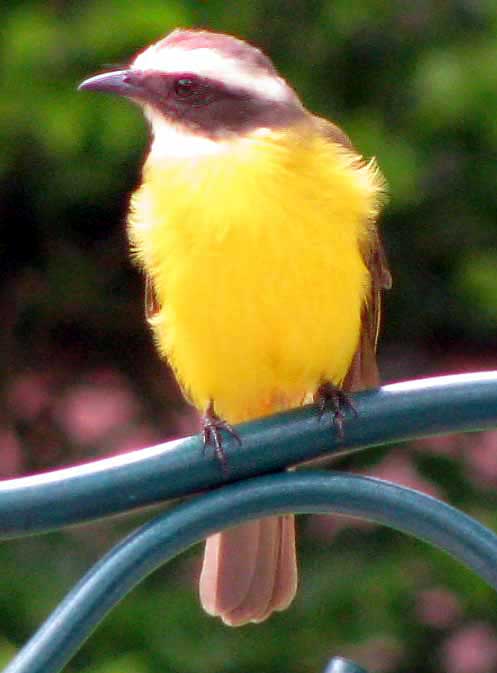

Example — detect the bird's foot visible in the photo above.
[201,402,241,471]
[314,382,357,440]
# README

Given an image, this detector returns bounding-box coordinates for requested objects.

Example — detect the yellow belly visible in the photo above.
[128,126,383,422]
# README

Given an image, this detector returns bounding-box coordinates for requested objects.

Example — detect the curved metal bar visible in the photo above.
[0,372,496,539]
[5,471,497,673]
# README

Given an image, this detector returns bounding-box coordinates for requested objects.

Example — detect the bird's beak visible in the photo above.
[78,69,143,99]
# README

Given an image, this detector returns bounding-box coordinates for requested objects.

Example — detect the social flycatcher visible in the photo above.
[80,28,391,626]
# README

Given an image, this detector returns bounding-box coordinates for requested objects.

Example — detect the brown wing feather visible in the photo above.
[315,115,392,392]
[145,275,160,323]
[342,230,391,391]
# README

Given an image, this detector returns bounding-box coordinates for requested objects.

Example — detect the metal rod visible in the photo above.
[0,372,496,538]
[5,470,497,673]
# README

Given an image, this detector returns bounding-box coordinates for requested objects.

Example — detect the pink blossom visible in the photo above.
[0,429,23,476]
[107,423,161,455]
[415,586,461,628]
[55,381,140,446]
[440,622,497,673]
[7,373,52,421]
[107,409,198,455]
[463,431,497,489]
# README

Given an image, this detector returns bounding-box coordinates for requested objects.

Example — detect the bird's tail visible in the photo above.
[199,392,301,626]
[199,514,297,625]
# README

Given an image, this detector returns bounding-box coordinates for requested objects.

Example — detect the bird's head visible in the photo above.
[80,29,307,155]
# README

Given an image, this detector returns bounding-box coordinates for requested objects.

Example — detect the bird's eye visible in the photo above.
[174,78,195,98]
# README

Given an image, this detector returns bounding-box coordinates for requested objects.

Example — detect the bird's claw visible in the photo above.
[201,402,241,471]
[314,382,357,440]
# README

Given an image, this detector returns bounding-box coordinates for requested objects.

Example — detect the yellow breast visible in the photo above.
[128,125,383,422]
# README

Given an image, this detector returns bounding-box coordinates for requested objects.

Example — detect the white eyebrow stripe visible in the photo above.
[132,45,293,103]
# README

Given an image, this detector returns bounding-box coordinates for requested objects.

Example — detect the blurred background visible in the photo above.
[1,1,497,672]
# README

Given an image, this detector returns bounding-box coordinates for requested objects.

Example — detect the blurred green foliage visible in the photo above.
[1,1,497,673]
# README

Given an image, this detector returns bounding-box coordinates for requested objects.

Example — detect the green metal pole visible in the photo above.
[4,471,497,673]
[0,372,496,538]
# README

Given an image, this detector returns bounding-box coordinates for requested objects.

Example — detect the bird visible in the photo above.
[79,28,391,626]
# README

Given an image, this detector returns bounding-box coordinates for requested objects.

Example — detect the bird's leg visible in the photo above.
[314,381,357,440]
[201,400,242,470]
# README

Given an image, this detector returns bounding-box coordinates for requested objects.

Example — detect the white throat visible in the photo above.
[145,108,227,159]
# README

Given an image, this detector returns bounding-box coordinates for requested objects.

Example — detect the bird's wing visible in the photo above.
[342,228,392,391]
[315,116,392,391]
[145,275,161,323]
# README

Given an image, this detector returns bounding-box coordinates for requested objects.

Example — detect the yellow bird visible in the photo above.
[80,28,391,626]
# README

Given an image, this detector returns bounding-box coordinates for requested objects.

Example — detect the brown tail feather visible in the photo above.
[199,515,297,626]
[269,514,298,612]
[199,521,260,616]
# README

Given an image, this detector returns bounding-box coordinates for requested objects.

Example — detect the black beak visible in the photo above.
[78,69,143,98]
